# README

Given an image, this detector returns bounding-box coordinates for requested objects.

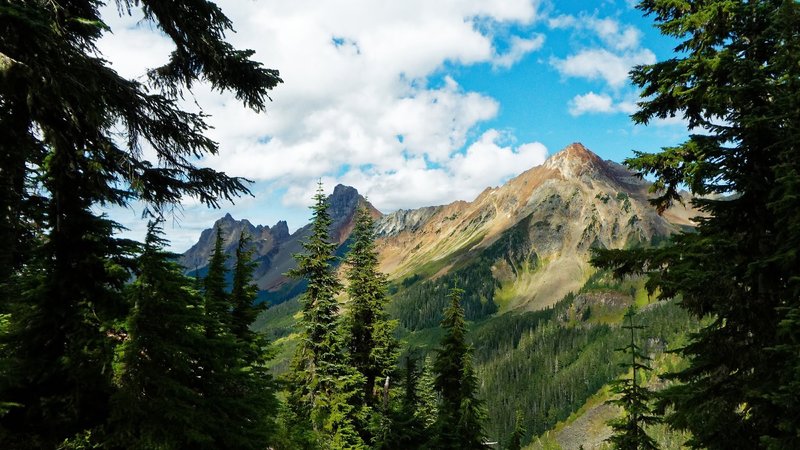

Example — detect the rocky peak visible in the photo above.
[376,206,442,237]
[328,184,361,223]
[271,220,290,242]
[543,142,605,179]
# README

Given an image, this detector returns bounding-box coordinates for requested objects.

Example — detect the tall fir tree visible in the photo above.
[198,227,278,449]
[108,222,211,449]
[231,232,267,343]
[506,409,526,450]
[605,307,659,450]
[380,354,429,450]
[287,182,366,449]
[431,287,489,450]
[344,205,398,406]
[343,205,399,444]
[591,1,800,448]
[203,226,230,336]
[0,1,280,447]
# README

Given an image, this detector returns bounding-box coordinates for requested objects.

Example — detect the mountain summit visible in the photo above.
[180,143,692,309]
[180,184,379,298]
[375,143,693,311]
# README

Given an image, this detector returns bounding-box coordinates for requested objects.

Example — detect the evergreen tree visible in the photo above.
[0,1,280,447]
[431,287,489,450]
[416,357,439,432]
[343,205,399,445]
[108,222,211,449]
[605,307,659,450]
[381,354,429,450]
[591,1,800,447]
[204,226,230,335]
[287,182,366,449]
[506,409,526,450]
[199,227,278,449]
[231,232,267,343]
[344,205,398,406]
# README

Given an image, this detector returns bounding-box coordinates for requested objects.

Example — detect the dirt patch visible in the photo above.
[555,403,617,450]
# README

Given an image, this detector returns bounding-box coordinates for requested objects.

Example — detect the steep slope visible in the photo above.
[181,184,380,301]
[180,213,290,275]
[377,143,693,312]
[240,143,698,448]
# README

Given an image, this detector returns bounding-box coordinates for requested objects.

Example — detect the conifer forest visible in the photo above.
[1,1,799,449]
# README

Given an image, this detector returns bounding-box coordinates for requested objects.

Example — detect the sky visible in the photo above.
[97,0,690,251]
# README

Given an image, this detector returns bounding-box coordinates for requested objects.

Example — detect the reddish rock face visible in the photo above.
[373,143,695,311]
[180,142,695,310]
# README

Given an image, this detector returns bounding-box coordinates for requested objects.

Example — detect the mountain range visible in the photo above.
[181,142,692,310]
[178,143,697,448]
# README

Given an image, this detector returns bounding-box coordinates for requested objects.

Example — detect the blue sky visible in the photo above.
[98,0,689,250]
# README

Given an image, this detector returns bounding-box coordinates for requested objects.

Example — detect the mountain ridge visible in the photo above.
[179,184,380,296]
[373,143,693,311]
[180,143,694,310]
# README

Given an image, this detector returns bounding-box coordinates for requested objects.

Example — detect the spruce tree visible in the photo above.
[344,205,398,406]
[591,1,800,447]
[605,307,659,450]
[231,232,267,343]
[0,1,280,447]
[198,227,278,449]
[108,222,211,449]
[431,287,489,450]
[506,409,526,450]
[203,226,230,332]
[287,182,366,449]
[380,354,429,450]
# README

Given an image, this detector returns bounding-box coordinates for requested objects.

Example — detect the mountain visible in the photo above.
[181,143,693,309]
[180,184,380,300]
[182,143,698,447]
[376,142,693,312]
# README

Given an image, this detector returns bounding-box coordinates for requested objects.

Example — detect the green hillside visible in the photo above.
[256,258,699,448]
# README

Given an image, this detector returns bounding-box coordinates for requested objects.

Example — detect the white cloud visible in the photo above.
[450,130,548,187]
[276,129,547,212]
[584,17,642,51]
[278,130,548,211]
[548,14,577,29]
[549,14,653,91]
[97,0,548,215]
[568,92,642,116]
[569,92,614,115]
[547,14,642,51]
[552,48,655,88]
[492,34,546,69]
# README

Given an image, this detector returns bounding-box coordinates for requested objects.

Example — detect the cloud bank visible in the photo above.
[98,0,550,211]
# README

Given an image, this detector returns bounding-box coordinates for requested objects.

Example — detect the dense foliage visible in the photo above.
[390,215,536,330]
[593,1,800,448]
[344,207,399,408]
[476,293,693,443]
[430,287,489,450]
[285,183,365,449]
[0,0,280,448]
[109,224,278,450]
[605,307,660,450]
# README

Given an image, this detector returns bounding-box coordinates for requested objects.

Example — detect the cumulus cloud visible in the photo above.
[548,13,658,119]
[280,129,548,211]
[549,14,654,89]
[450,130,548,187]
[569,92,641,116]
[552,48,655,88]
[492,34,546,69]
[584,17,642,51]
[568,92,614,116]
[97,0,548,213]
